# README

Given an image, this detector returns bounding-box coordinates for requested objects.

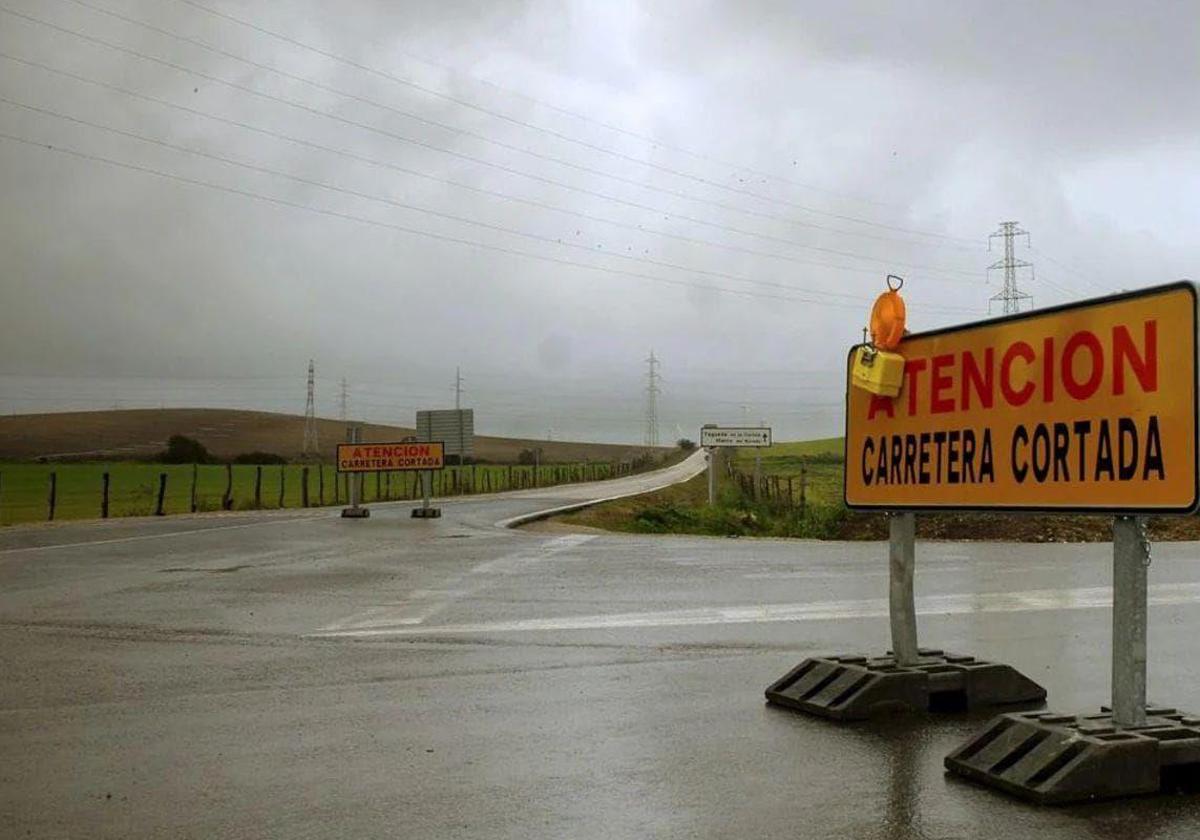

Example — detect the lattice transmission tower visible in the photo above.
[338,377,349,422]
[302,359,319,456]
[644,351,661,446]
[988,221,1035,315]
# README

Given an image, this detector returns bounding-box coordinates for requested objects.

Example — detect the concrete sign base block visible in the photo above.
[340,508,370,519]
[411,508,442,519]
[765,649,1046,721]
[946,706,1200,804]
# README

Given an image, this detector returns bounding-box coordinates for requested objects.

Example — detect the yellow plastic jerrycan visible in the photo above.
[851,345,905,397]
[851,275,907,397]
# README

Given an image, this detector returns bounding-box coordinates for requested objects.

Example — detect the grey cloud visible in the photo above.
[1,0,1196,441]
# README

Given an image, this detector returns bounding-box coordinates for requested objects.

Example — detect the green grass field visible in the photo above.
[731,437,845,505]
[558,438,851,538]
[0,460,625,526]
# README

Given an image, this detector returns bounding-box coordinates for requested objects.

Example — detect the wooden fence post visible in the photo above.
[318,464,325,505]
[278,467,285,508]
[101,471,110,518]
[302,466,310,507]
[222,464,234,510]
[47,472,56,521]
[334,468,341,505]
[254,466,263,508]
[190,464,198,513]
[385,471,391,500]
[375,471,381,501]
[787,476,794,509]
[800,464,808,512]
[154,473,168,516]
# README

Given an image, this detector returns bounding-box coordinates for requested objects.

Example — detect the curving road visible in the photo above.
[2,447,1200,838]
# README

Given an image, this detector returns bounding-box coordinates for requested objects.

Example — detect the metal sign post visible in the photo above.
[411,475,442,519]
[1111,515,1149,727]
[340,425,369,519]
[409,446,444,519]
[707,447,719,506]
[945,513,1190,804]
[888,512,919,667]
[753,448,762,500]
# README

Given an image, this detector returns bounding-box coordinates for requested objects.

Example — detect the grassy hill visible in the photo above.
[0,408,664,464]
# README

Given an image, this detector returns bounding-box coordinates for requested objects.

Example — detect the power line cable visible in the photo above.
[2,6,985,280]
[0,95,977,313]
[1029,247,1110,293]
[44,1,985,256]
[2,127,973,314]
[172,0,977,243]
[219,13,896,212]
[0,51,981,288]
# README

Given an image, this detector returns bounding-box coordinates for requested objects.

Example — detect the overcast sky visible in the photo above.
[2,0,1197,443]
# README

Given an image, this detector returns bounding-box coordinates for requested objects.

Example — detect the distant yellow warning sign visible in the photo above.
[336,442,445,472]
[844,282,1198,512]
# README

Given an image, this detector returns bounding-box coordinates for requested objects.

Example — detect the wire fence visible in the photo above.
[0,457,661,526]
[729,463,809,512]
[726,453,846,513]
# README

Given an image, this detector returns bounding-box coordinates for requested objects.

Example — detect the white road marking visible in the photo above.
[471,533,596,574]
[310,581,1200,637]
[319,533,599,632]
[0,514,323,556]
[741,562,1074,580]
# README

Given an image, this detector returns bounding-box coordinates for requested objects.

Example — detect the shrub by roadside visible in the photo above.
[551,465,1200,542]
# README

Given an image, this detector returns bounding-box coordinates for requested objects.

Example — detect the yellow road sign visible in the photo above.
[844,282,1198,512]
[336,441,445,472]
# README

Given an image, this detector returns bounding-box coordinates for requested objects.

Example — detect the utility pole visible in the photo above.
[988,221,1035,315]
[338,377,349,422]
[303,359,319,457]
[644,351,661,446]
[754,415,765,501]
[451,366,466,465]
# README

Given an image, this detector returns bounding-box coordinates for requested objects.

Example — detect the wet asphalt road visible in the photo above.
[2,449,1200,838]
